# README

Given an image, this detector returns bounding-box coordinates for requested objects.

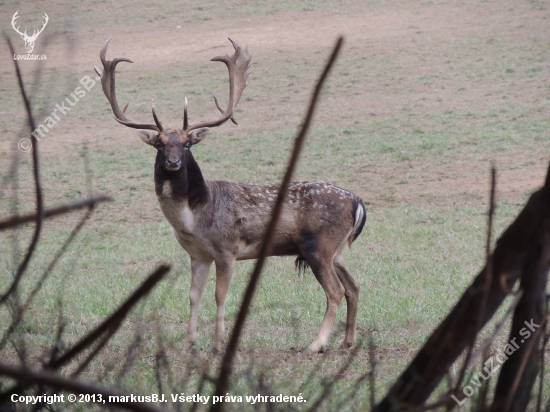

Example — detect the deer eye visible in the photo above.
[184,142,191,150]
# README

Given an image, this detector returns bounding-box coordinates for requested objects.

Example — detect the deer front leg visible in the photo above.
[209,258,235,353]
[183,258,213,351]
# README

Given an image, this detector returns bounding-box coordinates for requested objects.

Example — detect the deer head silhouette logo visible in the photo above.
[11,11,49,54]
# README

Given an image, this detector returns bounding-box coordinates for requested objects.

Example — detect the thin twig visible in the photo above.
[0,195,112,230]
[116,332,142,387]
[369,330,376,411]
[0,207,96,351]
[377,163,550,410]
[50,265,170,369]
[72,325,117,377]
[469,290,523,363]
[332,369,372,412]
[210,36,344,412]
[454,167,496,392]
[306,345,363,412]
[48,299,66,367]
[0,265,170,403]
[0,37,45,306]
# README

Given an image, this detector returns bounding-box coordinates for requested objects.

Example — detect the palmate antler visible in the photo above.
[95,37,252,135]
[185,38,251,132]
[94,37,163,132]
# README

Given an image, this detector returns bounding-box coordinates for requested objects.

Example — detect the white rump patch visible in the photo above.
[354,204,363,226]
[347,203,365,248]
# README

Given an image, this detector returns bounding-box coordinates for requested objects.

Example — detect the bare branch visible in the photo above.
[1,37,45,306]
[454,166,496,392]
[490,182,550,411]
[50,265,170,370]
[306,345,363,412]
[0,207,96,352]
[0,265,170,403]
[369,331,376,411]
[0,195,112,231]
[210,36,344,412]
[469,290,523,362]
[377,162,550,410]
[0,362,168,412]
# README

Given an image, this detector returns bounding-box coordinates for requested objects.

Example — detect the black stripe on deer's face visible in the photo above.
[137,127,210,172]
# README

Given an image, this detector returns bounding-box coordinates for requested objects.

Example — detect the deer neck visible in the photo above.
[154,150,209,210]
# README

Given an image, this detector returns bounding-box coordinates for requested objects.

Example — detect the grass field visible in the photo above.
[1,0,550,409]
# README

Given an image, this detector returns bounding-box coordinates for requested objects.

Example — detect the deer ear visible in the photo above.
[137,130,158,146]
[189,128,210,145]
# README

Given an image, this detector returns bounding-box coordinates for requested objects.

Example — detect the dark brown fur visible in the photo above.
[96,37,367,353]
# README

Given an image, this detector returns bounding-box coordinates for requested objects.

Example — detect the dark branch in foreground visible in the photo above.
[490,181,550,411]
[0,362,167,412]
[210,36,344,412]
[377,162,550,410]
[1,37,45,306]
[453,167,496,393]
[0,208,96,352]
[0,265,171,403]
[50,265,171,369]
[0,195,113,231]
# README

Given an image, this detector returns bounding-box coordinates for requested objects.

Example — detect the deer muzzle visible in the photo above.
[165,155,181,171]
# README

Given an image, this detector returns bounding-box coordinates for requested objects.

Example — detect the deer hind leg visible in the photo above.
[333,251,360,349]
[183,258,213,351]
[209,257,235,353]
[302,251,345,354]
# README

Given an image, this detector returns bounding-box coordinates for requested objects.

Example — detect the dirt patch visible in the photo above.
[360,153,549,208]
[2,0,548,207]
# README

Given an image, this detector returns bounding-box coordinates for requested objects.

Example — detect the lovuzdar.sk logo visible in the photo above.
[11,10,48,60]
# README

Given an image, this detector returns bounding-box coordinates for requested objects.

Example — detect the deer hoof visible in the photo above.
[339,342,353,350]
[304,345,324,355]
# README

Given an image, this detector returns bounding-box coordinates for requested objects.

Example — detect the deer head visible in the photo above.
[11,11,49,54]
[94,37,251,172]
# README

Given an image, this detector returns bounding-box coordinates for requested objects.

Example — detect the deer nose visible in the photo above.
[167,154,180,164]
[165,155,181,170]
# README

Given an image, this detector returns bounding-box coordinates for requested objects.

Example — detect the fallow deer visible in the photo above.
[95,37,366,354]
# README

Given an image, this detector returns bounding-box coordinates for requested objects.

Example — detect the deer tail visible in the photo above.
[348,199,367,248]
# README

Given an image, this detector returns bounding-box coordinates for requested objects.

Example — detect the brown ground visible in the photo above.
[1,0,548,209]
